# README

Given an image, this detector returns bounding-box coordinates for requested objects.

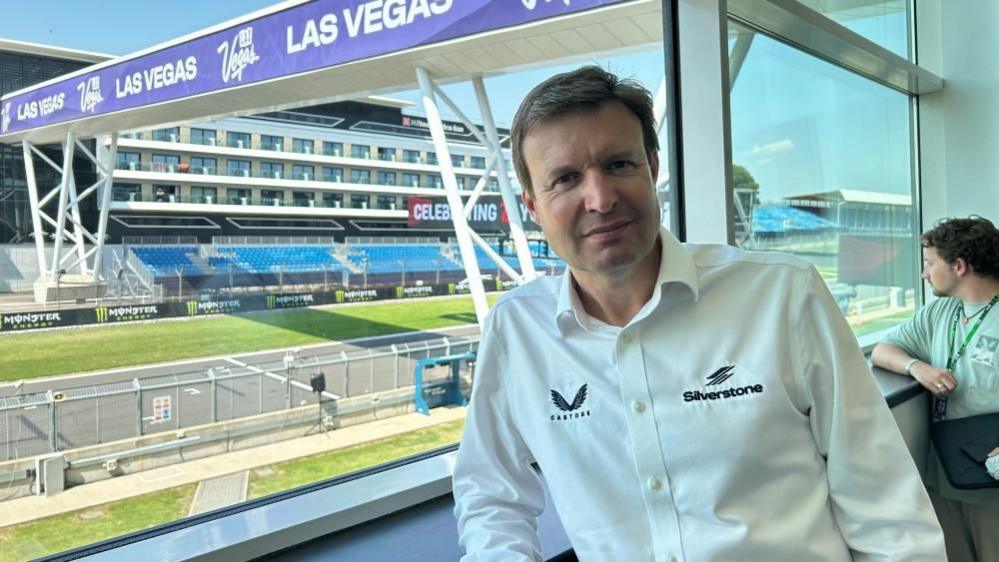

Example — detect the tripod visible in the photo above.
[305,371,329,436]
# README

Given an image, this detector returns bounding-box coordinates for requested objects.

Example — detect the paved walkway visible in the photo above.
[188,470,249,516]
[0,406,466,528]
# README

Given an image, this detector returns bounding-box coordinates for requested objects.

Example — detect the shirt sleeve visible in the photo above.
[794,267,945,561]
[453,308,546,562]
[881,302,936,363]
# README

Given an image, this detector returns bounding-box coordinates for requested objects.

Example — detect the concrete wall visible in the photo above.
[918,1,999,227]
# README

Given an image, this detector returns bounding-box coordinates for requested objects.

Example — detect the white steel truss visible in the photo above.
[415,68,538,326]
[22,132,118,285]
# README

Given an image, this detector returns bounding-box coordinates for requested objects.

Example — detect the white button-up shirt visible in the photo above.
[453,228,944,562]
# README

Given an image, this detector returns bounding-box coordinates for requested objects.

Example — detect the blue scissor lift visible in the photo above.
[413,352,475,415]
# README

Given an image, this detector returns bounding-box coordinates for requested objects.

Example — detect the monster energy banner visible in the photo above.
[0,284,461,332]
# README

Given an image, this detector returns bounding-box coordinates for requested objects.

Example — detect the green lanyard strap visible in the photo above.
[934,292,999,421]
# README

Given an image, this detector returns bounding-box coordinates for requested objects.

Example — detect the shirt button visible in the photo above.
[648,477,662,491]
[666,555,678,562]
[632,400,646,413]
[621,332,632,344]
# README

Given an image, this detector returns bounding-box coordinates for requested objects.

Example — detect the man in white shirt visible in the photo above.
[452,65,945,561]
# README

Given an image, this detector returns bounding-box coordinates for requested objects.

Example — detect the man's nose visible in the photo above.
[582,172,617,214]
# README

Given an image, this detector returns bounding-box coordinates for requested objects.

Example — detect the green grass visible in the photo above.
[852,310,916,337]
[0,485,195,562]
[249,418,465,498]
[0,296,497,382]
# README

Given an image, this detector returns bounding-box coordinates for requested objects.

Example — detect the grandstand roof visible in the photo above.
[789,189,912,206]
[0,0,659,145]
[0,38,113,64]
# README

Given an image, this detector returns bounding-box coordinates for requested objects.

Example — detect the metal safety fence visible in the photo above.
[0,335,478,461]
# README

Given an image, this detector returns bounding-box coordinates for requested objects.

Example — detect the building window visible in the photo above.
[488,178,499,191]
[377,195,396,210]
[378,147,396,161]
[470,156,486,169]
[227,159,251,177]
[377,171,396,186]
[190,157,217,175]
[190,186,218,204]
[116,152,141,171]
[351,144,371,159]
[261,189,284,206]
[322,192,343,208]
[151,154,180,173]
[455,177,466,190]
[402,172,420,187]
[351,169,371,184]
[292,191,315,207]
[292,164,315,181]
[228,188,251,204]
[323,141,343,156]
[261,162,284,179]
[428,174,442,188]
[403,149,420,164]
[152,184,178,202]
[227,131,251,149]
[152,127,179,142]
[261,135,284,152]
[426,151,438,165]
[351,194,370,209]
[190,128,217,146]
[451,154,465,167]
[112,182,142,202]
[293,138,314,154]
[323,167,343,182]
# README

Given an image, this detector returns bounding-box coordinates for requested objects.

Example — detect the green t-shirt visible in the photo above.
[884,295,999,505]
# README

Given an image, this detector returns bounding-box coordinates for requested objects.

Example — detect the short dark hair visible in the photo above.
[510,65,659,194]
[922,216,999,279]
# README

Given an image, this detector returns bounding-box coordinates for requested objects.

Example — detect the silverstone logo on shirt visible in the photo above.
[550,383,591,421]
[683,365,765,402]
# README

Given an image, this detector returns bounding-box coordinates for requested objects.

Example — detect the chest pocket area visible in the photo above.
[969,335,999,367]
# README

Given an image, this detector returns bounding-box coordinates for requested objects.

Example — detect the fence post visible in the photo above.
[341,351,350,397]
[95,395,101,444]
[48,390,57,452]
[133,378,142,437]
[174,375,182,430]
[369,350,375,394]
[391,344,400,389]
[259,371,264,414]
[283,351,296,410]
[208,369,217,423]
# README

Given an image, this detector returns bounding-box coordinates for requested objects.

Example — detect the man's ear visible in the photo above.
[522,188,538,221]
[954,257,971,277]
[648,150,660,181]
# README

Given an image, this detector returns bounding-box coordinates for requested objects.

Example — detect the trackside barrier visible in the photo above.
[0,283,479,333]
[0,335,478,462]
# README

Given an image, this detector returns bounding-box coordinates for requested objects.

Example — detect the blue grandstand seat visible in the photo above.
[132,246,208,277]
[212,246,343,274]
[751,205,839,234]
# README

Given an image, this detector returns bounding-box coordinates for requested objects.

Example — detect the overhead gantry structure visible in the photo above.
[0,0,663,319]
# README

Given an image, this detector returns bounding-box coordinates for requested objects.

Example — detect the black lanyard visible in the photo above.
[933,292,999,421]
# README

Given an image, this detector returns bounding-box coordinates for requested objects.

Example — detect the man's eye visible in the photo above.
[608,160,636,171]
[552,173,578,188]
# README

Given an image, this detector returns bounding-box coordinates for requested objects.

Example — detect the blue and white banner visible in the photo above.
[0,0,629,136]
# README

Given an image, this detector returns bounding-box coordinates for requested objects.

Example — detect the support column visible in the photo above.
[92,133,118,281]
[416,67,489,326]
[50,132,76,278]
[21,141,47,273]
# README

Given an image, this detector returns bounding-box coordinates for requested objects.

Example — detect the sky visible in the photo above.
[1,1,913,202]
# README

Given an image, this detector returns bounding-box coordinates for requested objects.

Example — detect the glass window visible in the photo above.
[261,162,284,179]
[377,195,396,210]
[728,21,916,337]
[378,147,396,161]
[152,127,179,142]
[261,189,284,205]
[292,191,315,207]
[351,169,371,184]
[403,149,420,163]
[428,174,442,188]
[426,151,438,165]
[190,186,218,204]
[293,138,314,154]
[190,128,217,146]
[323,167,343,182]
[470,156,486,169]
[227,187,251,204]
[351,193,370,209]
[377,171,396,185]
[802,0,910,59]
[351,144,371,159]
[323,141,343,156]
[402,172,420,187]
[226,131,251,149]
[261,135,284,152]
[322,192,343,208]
[116,152,141,170]
[227,159,251,177]
[111,182,142,202]
[152,184,178,202]
[151,154,180,172]
[292,164,315,180]
[190,157,217,174]
[451,154,465,167]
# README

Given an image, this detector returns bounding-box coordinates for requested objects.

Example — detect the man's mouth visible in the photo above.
[584,220,630,238]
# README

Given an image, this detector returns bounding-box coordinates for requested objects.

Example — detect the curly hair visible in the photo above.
[922,216,999,279]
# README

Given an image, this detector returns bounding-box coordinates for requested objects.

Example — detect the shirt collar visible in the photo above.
[554,225,700,333]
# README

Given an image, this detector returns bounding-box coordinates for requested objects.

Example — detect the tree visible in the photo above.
[732,164,759,191]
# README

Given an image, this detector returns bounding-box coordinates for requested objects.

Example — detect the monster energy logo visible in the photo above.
[187,301,198,316]
[96,305,158,323]
[448,283,456,295]
[335,290,345,303]
[1,311,62,331]
[267,294,315,309]
[266,295,277,309]
[187,299,240,316]
[337,289,377,303]
[398,286,433,298]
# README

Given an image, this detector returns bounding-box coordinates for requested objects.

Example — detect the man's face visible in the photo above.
[521,101,660,279]
[922,246,959,297]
